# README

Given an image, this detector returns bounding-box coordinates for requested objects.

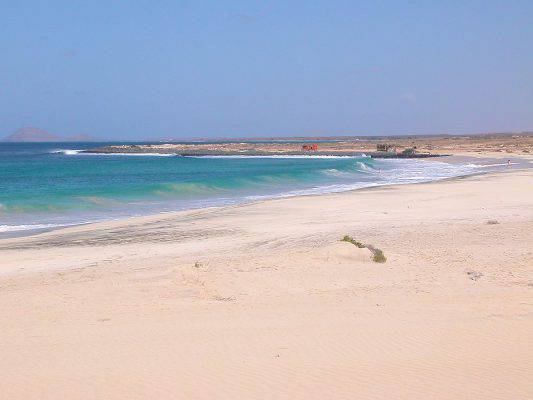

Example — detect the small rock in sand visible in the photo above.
[467,271,483,281]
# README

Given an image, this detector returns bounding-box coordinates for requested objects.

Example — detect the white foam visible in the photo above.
[51,149,83,155]
[192,155,361,159]
[0,223,67,233]
[85,152,177,157]
[247,159,483,201]
[322,168,362,178]
[356,161,376,173]
[465,162,513,168]
[51,150,177,157]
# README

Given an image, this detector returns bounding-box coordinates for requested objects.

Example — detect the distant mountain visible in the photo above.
[2,127,96,142]
[2,127,60,142]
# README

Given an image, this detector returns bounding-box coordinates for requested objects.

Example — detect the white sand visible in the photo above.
[1,169,532,399]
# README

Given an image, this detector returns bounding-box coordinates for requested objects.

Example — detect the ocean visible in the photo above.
[0,142,516,237]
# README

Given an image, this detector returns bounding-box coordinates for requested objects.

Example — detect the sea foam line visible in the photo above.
[51,150,176,157]
[192,154,364,159]
[50,149,83,155]
[0,223,69,233]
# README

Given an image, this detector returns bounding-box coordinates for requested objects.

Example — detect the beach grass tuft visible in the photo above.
[341,235,366,248]
[371,248,387,263]
[341,235,387,263]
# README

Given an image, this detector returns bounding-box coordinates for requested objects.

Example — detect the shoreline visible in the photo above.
[81,132,533,157]
[1,155,530,241]
[1,166,532,399]
[0,165,529,253]
[83,148,446,158]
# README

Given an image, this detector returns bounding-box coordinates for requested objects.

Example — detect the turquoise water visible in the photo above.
[0,142,496,236]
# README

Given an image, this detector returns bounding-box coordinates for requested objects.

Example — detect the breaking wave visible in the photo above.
[50,149,83,155]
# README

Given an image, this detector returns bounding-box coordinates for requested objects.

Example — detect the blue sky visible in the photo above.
[1,1,532,139]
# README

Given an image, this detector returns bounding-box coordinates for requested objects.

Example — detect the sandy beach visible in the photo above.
[1,166,532,399]
[3,0,533,397]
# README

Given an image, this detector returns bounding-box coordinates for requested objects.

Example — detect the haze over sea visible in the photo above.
[0,141,513,237]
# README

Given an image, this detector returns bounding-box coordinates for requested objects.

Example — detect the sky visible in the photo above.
[1,0,533,140]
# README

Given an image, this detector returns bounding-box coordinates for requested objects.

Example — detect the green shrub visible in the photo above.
[341,235,365,248]
[371,248,387,263]
[342,235,387,263]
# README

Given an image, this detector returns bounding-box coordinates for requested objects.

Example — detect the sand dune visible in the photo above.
[1,169,532,399]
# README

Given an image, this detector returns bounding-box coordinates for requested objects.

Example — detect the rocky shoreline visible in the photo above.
[83,144,445,158]
[80,133,533,157]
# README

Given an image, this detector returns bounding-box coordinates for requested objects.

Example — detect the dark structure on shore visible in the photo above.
[376,143,397,153]
[302,144,318,151]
